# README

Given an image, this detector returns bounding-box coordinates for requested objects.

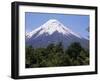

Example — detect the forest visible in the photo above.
[25,42,89,68]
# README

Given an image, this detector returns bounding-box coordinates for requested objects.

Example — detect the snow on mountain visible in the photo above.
[26,19,88,49]
[27,19,81,39]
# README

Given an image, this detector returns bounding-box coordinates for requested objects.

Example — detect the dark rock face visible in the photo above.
[26,31,89,49]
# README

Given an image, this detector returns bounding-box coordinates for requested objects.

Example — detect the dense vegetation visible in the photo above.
[25,42,89,68]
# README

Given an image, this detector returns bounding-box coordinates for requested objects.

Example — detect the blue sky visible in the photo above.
[25,12,89,39]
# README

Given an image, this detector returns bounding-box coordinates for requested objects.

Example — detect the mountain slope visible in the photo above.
[26,19,89,49]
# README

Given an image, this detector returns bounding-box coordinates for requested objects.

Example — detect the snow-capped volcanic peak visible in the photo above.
[41,19,67,35]
[26,19,81,38]
[26,19,89,49]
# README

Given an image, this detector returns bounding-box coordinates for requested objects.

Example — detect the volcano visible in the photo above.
[26,19,89,49]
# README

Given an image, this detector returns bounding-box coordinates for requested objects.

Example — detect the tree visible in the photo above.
[66,42,82,59]
[60,54,72,66]
[25,42,89,68]
[55,42,63,53]
[25,45,36,68]
[78,50,89,65]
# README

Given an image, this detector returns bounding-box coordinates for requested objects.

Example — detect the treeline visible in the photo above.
[25,42,89,68]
